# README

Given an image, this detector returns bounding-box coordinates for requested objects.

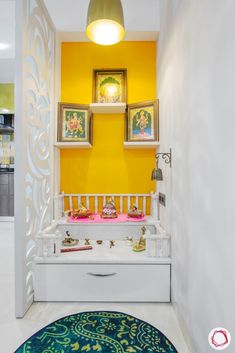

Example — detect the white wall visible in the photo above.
[157,1,235,352]
[0,59,14,83]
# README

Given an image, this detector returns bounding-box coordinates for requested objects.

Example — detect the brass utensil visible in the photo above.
[110,240,115,248]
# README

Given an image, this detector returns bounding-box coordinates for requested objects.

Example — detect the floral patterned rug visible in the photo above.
[14,311,178,353]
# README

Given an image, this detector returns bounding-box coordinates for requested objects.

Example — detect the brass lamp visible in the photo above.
[86,0,125,45]
[151,149,172,181]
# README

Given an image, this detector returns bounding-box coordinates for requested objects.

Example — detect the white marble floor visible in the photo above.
[0,221,190,353]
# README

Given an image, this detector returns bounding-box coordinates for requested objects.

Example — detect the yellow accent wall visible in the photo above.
[61,42,157,194]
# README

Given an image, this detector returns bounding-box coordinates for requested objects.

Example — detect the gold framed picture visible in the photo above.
[57,103,92,143]
[93,69,127,103]
[126,100,159,142]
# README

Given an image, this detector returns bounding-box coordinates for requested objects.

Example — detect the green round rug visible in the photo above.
[14,311,178,353]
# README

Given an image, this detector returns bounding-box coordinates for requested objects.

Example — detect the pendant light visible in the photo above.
[86,0,125,45]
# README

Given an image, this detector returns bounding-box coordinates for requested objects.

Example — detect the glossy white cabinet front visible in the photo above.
[34,263,171,302]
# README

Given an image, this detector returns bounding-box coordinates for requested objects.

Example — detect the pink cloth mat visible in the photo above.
[68,213,146,223]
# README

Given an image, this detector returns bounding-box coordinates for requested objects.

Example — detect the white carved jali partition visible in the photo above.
[15,0,55,317]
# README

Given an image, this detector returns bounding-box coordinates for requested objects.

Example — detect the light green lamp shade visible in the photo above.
[86,0,125,45]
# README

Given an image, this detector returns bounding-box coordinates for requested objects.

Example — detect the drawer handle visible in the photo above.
[87,272,117,277]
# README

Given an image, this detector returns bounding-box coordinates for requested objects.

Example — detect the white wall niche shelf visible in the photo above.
[54,142,92,149]
[90,103,126,114]
[124,141,160,149]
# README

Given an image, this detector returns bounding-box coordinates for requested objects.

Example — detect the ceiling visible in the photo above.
[0,0,160,82]
[0,0,15,82]
[0,0,15,59]
[44,0,160,41]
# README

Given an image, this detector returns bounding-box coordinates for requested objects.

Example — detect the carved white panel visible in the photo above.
[15,0,55,317]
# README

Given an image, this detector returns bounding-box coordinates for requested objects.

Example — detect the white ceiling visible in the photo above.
[44,0,160,41]
[0,0,15,82]
[0,0,15,59]
[0,0,160,82]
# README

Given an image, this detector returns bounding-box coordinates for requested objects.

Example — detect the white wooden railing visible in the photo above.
[36,221,62,257]
[36,193,162,258]
[54,192,159,221]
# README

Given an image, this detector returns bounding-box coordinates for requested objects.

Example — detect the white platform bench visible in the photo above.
[33,193,171,302]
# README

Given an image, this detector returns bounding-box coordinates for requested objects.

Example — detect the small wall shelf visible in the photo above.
[124,141,160,149]
[90,103,126,114]
[54,142,92,149]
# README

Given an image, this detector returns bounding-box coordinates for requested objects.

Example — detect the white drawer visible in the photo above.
[34,264,170,302]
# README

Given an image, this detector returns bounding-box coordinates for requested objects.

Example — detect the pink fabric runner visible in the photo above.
[68,213,146,223]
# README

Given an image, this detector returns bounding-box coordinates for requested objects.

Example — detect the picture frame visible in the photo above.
[126,100,159,142]
[57,103,92,143]
[93,69,127,103]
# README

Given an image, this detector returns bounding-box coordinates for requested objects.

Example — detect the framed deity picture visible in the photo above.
[57,103,92,143]
[93,69,127,103]
[126,100,159,142]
